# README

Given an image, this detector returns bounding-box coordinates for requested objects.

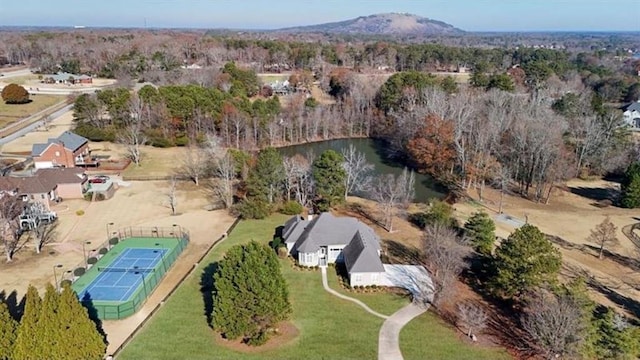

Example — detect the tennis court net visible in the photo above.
[97,266,155,273]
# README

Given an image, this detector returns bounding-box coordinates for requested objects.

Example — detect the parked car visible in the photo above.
[94,175,110,181]
[89,178,106,184]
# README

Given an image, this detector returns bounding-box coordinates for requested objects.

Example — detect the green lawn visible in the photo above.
[117,215,511,360]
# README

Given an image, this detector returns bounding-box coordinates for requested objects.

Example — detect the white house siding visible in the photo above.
[624,109,640,129]
[298,251,318,266]
[349,271,385,287]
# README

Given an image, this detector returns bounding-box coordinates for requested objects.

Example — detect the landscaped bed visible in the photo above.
[118,215,510,360]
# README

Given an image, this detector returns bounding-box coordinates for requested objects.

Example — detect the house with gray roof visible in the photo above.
[623,100,640,129]
[282,212,386,286]
[43,72,92,84]
[31,131,94,169]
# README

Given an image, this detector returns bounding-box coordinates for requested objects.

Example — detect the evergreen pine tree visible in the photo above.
[38,283,64,359]
[0,300,18,360]
[621,172,640,208]
[464,211,496,256]
[490,224,562,298]
[312,150,346,211]
[56,284,106,360]
[212,241,291,345]
[13,285,42,360]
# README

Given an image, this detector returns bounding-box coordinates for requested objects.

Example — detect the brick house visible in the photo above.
[0,168,87,210]
[32,131,93,169]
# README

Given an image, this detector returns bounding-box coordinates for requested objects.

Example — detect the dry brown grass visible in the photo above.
[0,94,65,127]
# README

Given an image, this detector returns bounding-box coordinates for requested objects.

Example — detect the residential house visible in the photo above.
[283,212,386,286]
[623,100,640,129]
[0,176,56,210]
[0,168,87,210]
[42,72,93,84]
[35,168,87,200]
[32,131,93,169]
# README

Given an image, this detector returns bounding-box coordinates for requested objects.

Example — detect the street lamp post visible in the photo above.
[53,264,63,292]
[106,222,114,241]
[82,241,91,267]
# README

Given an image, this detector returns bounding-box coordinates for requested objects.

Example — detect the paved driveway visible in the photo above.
[380,264,433,297]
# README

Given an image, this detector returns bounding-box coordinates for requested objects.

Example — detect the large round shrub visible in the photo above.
[1,83,30,104]
[87,257,98,265]
[108,237,119,246]
[279,200,303,215]
[73,267,86,277]
[98,248,108,255]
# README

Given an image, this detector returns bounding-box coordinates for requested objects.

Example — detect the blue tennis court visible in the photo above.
[78,248,167,302]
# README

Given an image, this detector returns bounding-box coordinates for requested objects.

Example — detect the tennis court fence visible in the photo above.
[113,226,190,242]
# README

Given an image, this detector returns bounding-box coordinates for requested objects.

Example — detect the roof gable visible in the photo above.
[291,212,381,253]
[31,131,88,156]
[343,231,385,273]
[35,168,86,184]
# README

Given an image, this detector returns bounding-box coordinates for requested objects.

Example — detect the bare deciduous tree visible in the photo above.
[180,145,207,186]
[368,168,415,232]
[457,301,489,339]
[283,154,314,206]
[118,122,147,167]
[341,144,373,199]
[587,216,619,259]
[166,176,178,215]
[422,223,471,306]
[521,291,585,359]
[209,151,236,209]
[0,195,23,262]
[33,220,58,254]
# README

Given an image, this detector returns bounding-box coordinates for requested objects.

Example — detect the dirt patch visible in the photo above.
[213,322,299,353]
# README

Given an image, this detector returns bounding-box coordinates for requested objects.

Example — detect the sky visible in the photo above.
[0,0,639,32]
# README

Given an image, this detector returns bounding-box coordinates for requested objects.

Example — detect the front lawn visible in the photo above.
[118,215,511,360]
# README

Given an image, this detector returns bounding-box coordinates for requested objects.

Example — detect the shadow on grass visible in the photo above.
[0,289,25,322]
[568,186,619,206]
[384,239,422,265]
[81,292,108,345]
[200,262,219,327]
[583,244,640,271]
[587,279,640,319]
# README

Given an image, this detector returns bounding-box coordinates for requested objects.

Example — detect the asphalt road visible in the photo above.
[0,104,73,146]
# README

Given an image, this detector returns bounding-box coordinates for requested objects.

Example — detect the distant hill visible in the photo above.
[277,13,464,36]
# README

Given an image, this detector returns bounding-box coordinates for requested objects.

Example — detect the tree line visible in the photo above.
[0,284,106,360]
[414,202,640,359]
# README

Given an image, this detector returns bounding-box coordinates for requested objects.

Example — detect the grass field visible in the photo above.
[120,145,184,177]
[0,94,65,128]
[117,215,511,360]
[0,74,39,85]
[257,74,290,85]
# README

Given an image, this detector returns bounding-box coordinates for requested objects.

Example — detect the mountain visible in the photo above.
[277,13,464,36]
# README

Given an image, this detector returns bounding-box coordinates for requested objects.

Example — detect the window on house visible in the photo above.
[31,195,35,200]
[55,151,60,157]
[41,194,45,199]
[354,274,363,283]
[371,273,379,283]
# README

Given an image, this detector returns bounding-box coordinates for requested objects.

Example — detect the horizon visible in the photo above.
[1,0,639,32]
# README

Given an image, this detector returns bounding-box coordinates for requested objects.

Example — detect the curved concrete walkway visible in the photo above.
[320,267,431,360]
[378,302,428,360]
[320,266,388,319]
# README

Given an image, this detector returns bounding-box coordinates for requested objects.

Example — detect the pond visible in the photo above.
[278,138,446,203]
